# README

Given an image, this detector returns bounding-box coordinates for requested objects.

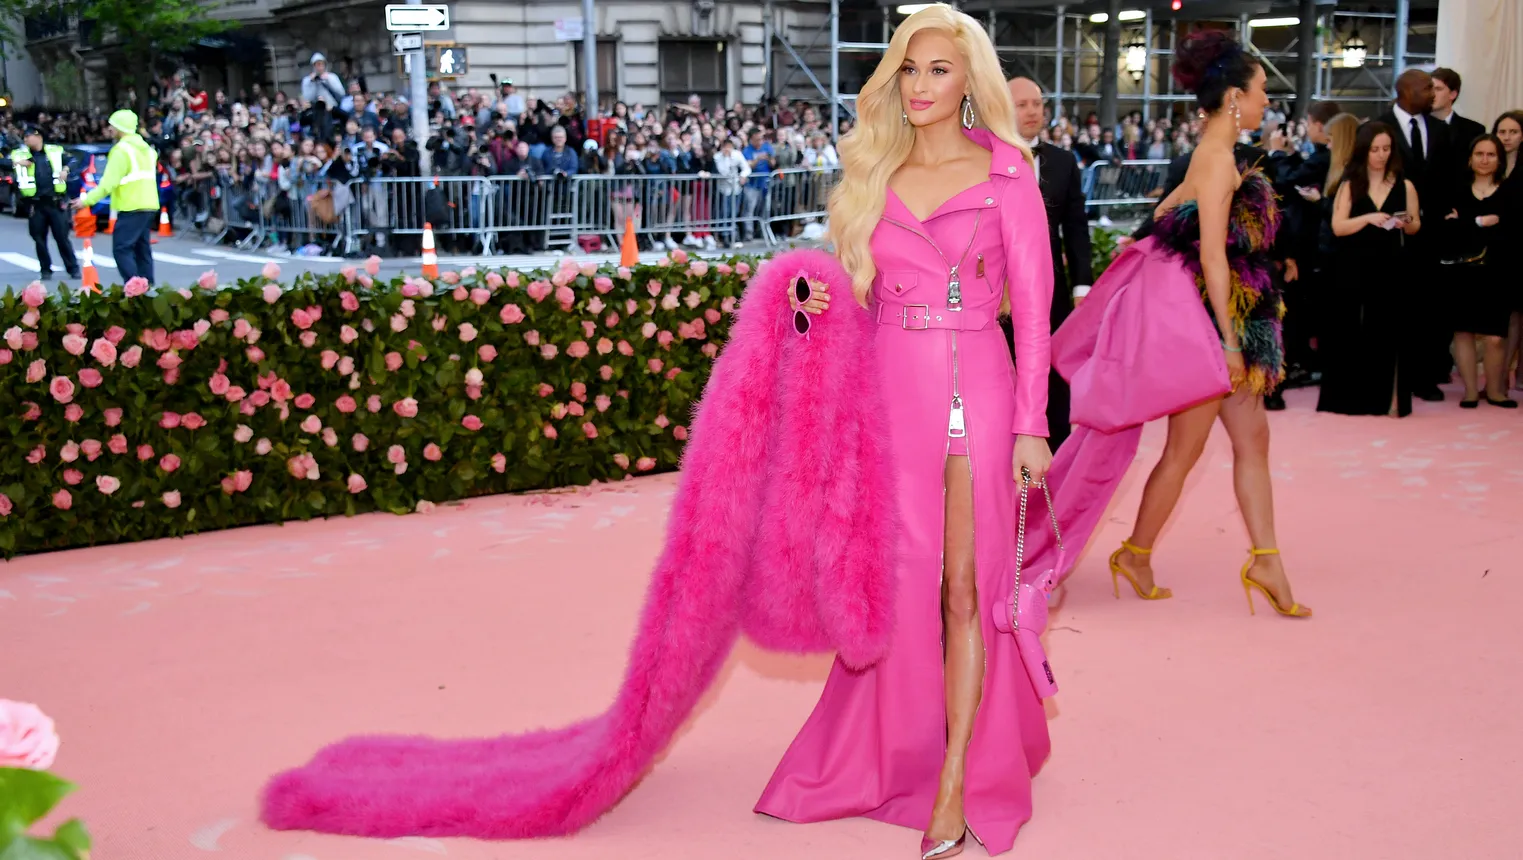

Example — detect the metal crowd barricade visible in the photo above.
[762,166,840,245]
[1082,159,1171,207]
[570,173,747,249]
[354,175,498,255]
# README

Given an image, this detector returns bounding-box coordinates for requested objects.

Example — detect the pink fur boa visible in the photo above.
[260,249,898,838]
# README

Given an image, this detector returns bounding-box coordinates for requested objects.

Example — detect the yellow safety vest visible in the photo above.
[10,145,67,197]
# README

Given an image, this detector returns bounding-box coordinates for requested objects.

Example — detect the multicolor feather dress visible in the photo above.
[1152,165,1285,395]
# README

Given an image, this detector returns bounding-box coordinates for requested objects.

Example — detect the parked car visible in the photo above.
[64,143,115,223]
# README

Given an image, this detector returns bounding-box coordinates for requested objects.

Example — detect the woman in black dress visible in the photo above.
[1318,122,1422,417]
[1492,112,1523,388]
[1445,134,1514,408]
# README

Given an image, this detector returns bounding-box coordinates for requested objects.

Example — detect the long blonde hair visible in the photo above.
[828,4,1032,306]
[1324,112,1360,194]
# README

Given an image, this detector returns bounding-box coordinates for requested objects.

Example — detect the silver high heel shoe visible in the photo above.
[919,832,966,859]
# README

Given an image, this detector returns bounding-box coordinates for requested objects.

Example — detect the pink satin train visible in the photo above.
[259,249,899,838]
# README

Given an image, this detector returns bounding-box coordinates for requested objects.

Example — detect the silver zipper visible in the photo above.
[883,212,983,310]
[948,331,965,438]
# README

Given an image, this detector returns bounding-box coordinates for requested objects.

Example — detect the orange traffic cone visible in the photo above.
[619,216,639,268]
[79,239,100,294]
[158,208,172,237]
[420,222,440,278]
[104,212,115,234]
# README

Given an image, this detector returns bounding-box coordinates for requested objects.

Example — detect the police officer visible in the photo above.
[75,109,159,284]
[11,125,80,280]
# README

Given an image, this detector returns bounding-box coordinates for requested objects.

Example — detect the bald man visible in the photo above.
[1001,76,1091,451]
[1377,68,1451,401]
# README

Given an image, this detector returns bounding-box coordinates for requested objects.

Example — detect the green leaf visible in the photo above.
[51,819,90,854]
[0,768,74,842]
[0,834,77,860]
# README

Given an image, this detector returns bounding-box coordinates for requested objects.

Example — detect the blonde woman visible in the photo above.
[755,6,1055,858]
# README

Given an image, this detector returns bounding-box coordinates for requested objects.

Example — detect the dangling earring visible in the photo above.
[902,109,909,126]
[1231,97,1241,130]
[961,96,976,129]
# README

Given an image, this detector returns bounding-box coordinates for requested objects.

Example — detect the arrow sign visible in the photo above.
[392,31,424,53]
[385,4,448,31]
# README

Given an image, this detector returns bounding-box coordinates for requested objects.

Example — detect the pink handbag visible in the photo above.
[992,471,1064,699]
[1053,238,1231,433]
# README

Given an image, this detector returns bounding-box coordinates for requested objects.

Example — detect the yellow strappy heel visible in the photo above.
[1240,548,1312,618]
[1108,540,1173,600]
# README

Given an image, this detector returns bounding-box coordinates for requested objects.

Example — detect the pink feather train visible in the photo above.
[259,249,899,839]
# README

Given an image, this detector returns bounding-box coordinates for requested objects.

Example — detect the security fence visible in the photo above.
[166,160,1166,256]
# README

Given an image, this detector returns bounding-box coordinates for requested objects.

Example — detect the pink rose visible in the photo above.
[270,380,293,402]
[648,280,662,297]
[735,262,751,276]
[386,444,407,465]
[299,331,318,348]
[555,285,576,310]
[666,366,682,380]
[462,414,483,431]
[0,349,10,365]
[198,270,218,290]
[322,427,338,448]
[689,260,710,277]
[253,437,271,454]
[626,299,639,315]
[21,282,47,308]
[486,271,505,289]
[61,333,87,355]
[340,290,360,312]
[124,276,150,297]
[108,434,128,454]
[542,423,558,440]
[642,322,658,339]
[359,274,374,289]
[136,444,154,461]
[599,364,613,381]
[674,425,689,441]
[595,394,613,413]
[162,490,181,508]
[423,443,443,461]
[61,468,81,486]
[234,424,254,443]
[567,402,585,417]
[617,340,634,356]
[246,346,266,364]
[352,433,370,452]
[160,453,181,472]
[391,314,408,332]
[120,345,143,367]
[290,308,313,330]
[581,320,597,339]
[338,356,354,376]
[294,393,316,410]
[647,358,664,374]
[300,414,322,434]
[159,411,181,429]
[347,473,368,494]
[173,329,202,350]
[101,407,122,427]
[717,263,733,276]
[367,395,382,413]
[340,324,358,344]
[385,351,403,371]
[567,340,590,359]
[617,266,633,280]
[81,438,101,459]
[470,287,491,306]
[581,422,598,440]
[540,343,559,360]
[655,414,671,429]
[335,395,357,413]
[614,453,631,470]
[233,319,253,339]
[657,330,675,347]
[459,322,479,342]
[0,494,10,517]
[478,343,498,363]
[537,383,554,398]
[570,381,587,401]
[262,284,282,303]
[523,329,541,346]
[26,444,46,464]
[226,386,247,402]
[209,373,231,395]
[25,359,45,383]
[49,375,75,403]
[100,325,126,345]
[527,280,553,303]
[156,350,182,371]
[499,303,526,326]
[452,286,468,302]
[464,368,484,387]
[705,308,722,325]
[637,456,656,472]
[592,276,615,295]
[262,261,281,280]
[20,332,37,351]
[60,441,80,462]
[393,397,419,418]
[96,475,121,495]
[78,368,103,389]
[671,249,689,264]
[90,338,118,366]
[442,270,461,286]
[365,255,382,276]
[22,402,41,421]
[661,293,681,311]
[550,403,567,420]
[702,343,719,358]
[63,403,83,423]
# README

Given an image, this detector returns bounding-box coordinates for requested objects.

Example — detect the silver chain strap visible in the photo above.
[1013,467,1064,631]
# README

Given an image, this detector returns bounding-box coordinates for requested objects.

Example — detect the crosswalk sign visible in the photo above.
[436,47,465,77]
[397,44,468,80]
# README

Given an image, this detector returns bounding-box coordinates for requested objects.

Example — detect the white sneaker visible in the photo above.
[663,236,679,251]
[682,235,701,247]
[703,236,717,250]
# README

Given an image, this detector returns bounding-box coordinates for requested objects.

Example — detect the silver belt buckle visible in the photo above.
[901,304,930,330]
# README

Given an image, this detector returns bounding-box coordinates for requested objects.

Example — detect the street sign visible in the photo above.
[435,46,467,77]
[391,31,424,54]
[385,4,449,31]
[396,44,469,80]
[553,17,583,41]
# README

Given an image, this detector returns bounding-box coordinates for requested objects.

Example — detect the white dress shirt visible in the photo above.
[1391,103,1432,158]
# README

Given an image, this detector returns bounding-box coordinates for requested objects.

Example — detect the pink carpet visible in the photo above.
[6,385,1522,859]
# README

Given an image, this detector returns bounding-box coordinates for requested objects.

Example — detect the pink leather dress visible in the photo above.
[755,130,1055,855]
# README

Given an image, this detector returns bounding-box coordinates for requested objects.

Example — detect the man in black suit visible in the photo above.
[1378,69,1450,401]
[1005,77,1093,451]
[1431,68,1488,167]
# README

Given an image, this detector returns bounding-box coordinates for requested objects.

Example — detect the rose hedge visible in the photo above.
[0,252,758,557]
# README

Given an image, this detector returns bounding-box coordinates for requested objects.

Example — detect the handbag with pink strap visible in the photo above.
[992,469,1065,699]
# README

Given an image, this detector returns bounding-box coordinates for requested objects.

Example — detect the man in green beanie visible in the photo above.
[75,109,160,284]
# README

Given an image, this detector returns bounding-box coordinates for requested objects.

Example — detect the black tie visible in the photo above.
[1409,117,1425,172]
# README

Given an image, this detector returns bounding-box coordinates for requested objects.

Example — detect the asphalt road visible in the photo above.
[0,212,778,293]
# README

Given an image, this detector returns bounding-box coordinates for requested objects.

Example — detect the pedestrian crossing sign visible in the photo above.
[397,43,468,80]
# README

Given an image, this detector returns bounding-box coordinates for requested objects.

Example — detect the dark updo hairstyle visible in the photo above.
[1171,30,1261,113]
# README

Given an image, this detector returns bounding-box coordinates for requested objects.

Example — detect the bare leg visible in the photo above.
[1115,397,1220,593]
[1481,335,1509,401]
[1454,333,1480,401]
[926,456,980,844]
[1217,388,1309,613]
[1507,312,1522,390]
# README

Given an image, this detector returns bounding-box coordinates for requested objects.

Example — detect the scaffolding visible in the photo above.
[763,0,1439,136]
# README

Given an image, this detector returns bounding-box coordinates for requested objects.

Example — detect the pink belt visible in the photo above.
[875,302,998,331]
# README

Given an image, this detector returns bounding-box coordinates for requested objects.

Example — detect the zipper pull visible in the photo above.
[976,254,985,278]
[948,396,966,437]
[947,265,962,309]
